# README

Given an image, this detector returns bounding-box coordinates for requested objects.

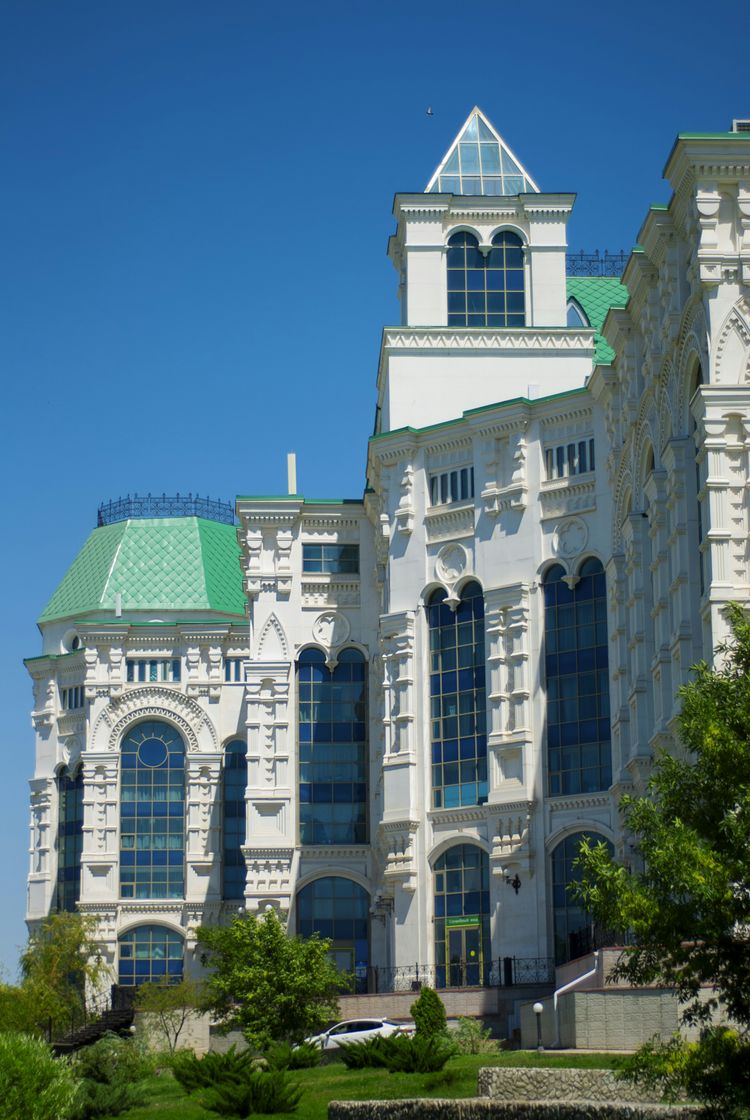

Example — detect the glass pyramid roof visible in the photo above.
[426,107,539,197]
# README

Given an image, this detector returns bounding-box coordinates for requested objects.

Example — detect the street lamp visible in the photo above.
[532,1002,544,1052]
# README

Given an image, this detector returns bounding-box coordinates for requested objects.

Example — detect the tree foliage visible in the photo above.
[196,908,341,1050]
[0,1032,80,1120]
[410,986,447,1038]
[19,913,109,1035]
[135,977,203,1054]
[575,603,750,1112]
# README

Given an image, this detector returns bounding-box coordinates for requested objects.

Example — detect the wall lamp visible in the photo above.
[505,873,522,894]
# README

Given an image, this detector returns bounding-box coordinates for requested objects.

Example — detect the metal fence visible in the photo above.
[365,957,554,994]
[97,493,236,527]
[566,250,629,277]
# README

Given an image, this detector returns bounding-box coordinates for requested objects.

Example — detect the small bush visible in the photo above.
[171,1044,254,1092]
[72,1033,154,1085]
[338,1035,394,1069]
[453,1016,497,1054]
[200,1069,302,1116]
[266,1040,320,1070]
[382,1033,456,1073]
[410,986,447,1038]
[71,1080,147,1120]
[0,1032,80,1120]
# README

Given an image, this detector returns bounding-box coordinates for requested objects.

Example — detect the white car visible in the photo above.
[306,1017,413,1050]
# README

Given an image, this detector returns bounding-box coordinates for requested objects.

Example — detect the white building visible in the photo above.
[26,110,750,1002]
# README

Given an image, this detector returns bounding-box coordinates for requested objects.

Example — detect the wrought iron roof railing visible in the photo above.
[97,493,236,527]
[566,250,629,277]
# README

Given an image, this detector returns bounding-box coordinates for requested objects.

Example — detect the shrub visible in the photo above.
[453,1016,497,1054]
[0,1031,80,1120]
[410,986,447,1038]
[199,1069,302,1116]
[70,1034,152,1119]
[266,1040,320,1070]
[71,1079,147,1120]
[381,1032,455,1073]
[72,1032,153,1085]
[171,1044,254,1092]
[338,1035,394,1069]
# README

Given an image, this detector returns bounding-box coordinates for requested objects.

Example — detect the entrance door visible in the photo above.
[447,924,482,986]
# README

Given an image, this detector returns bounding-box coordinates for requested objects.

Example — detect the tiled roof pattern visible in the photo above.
[566,277,629,366]
[39,518,245,623]
[39,521,127,623]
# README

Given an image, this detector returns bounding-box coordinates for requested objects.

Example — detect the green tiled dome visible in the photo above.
[567,276,629,365]
[39,517,244,623]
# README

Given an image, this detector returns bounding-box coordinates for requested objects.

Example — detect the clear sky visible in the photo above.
[0,0,746,977]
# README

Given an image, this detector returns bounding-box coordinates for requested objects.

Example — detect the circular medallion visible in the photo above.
[312,611,350,648]
[436,543,468,584]
[553,518,588,559]
[137,737,168,767]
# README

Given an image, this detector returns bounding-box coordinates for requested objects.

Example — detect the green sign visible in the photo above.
[446,915,480,928]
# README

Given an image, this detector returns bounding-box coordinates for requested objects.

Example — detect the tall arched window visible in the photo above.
[428,581,487,809]
[544,559,611,795]
[447,230,525,327]
[298,648,367,845]
[118,924,183,986]
[690,363,707,596]
[551,831,613,964]
[223,739,247,900]
[120,721,185,899]
[433,845,490,988]
[297,877,369,992]
[57,766,84,912]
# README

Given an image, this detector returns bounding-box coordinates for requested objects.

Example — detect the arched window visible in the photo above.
[690,363,707,595]
[118,924,183,986]
[544,560,611,795]
[298,648,368,845]
[551,831,613,964]
[433,845,490,988]
[428,581,487,808]
[57,766,84,912]
[120,721,185,900]
[223,739,247,900]
[297,877,369,992]
[447,230,525,328]
[566,299,588,328]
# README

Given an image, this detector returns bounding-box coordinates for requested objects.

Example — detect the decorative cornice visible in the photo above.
[427,805,489,824]
[382,327,593,353]
[546,792,611,812]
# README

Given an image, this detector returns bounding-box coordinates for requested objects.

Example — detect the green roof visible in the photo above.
[39,517,245,624]
[566,276,629,365]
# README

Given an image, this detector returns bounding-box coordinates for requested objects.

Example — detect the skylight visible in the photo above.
[426,107,539,197]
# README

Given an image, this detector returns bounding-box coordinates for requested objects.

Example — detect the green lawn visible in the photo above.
[114,1051,622,1120]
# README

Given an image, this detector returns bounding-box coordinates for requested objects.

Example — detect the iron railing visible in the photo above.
[367,956,554,994]
[566,250,629,278]
[97,493,236,527]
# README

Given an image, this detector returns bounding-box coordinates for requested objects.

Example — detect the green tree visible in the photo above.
[410,986,447,1038]
[20,913,109,1036]
[197,908,341,1050]
[575,603,750,1114]
[135,977,204,1054]
[0,1032,80,1120]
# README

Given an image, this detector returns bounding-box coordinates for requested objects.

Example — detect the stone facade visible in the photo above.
[25,113,750,1007]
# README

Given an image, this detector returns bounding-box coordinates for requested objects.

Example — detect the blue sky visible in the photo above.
[0,0,746,976]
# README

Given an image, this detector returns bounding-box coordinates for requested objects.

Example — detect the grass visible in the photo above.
[108,1050,623,1120]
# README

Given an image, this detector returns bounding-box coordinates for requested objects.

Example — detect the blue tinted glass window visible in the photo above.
[297,877,369,992]
[428,581,487,809]
[433,845,490,989]
[57,766,84,912]
[302,544,359,574]
[223,739,247,900]
[120,721,185,900]
[446,231,525,328]
[551,831,613,964]
[544,562,611,795]
[118,924,183,986]
[298,648,368,845]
